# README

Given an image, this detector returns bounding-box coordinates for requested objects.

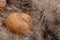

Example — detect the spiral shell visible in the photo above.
[0,0,6,10]
[5,12,32,34]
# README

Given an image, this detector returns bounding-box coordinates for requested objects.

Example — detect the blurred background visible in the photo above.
[0,0,60,40]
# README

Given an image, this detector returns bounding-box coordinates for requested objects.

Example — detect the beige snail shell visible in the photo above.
[5,12,32,35]
[0,0,6,11]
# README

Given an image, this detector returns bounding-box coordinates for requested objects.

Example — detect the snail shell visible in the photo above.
[0,0,6,10]
[5,12,32,35]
